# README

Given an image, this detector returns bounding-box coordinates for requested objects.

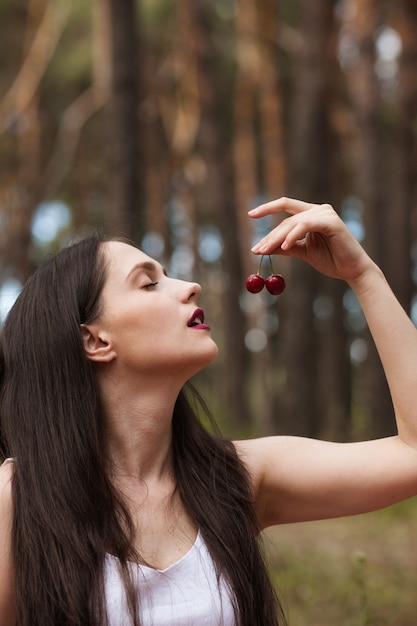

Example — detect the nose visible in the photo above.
[183,280,201,302]
[169,276,202,301]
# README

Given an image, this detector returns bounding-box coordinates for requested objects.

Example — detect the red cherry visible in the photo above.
[265,274,286,295]
[245,274,265,293]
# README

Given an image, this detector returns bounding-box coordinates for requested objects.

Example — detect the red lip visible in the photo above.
[187,308,210,330]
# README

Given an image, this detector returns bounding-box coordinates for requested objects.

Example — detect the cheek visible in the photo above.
[113,313,172,354]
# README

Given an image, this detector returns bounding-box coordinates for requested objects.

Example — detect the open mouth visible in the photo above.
[187,308,205,327]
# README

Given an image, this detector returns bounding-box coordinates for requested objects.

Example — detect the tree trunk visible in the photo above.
[191,0,250,432]
[318,278,352,440]
[347,0,396,437]
[107,0,143,243]
[387,0,417,312]
[1,0,49,283]
[254,0,288,433]
[233,0,275,433]
[256,0,286,201]
[281,0,336,437]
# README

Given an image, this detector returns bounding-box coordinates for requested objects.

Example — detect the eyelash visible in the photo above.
[143,281,158,289]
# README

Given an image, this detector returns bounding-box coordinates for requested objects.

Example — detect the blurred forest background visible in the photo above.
[1,0,417,442]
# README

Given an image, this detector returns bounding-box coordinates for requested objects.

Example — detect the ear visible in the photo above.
[81,324,117,363]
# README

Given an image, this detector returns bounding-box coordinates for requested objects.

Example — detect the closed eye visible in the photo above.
[142,281,158,289]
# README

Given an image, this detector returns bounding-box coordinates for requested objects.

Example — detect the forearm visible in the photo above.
[349,263,417,444]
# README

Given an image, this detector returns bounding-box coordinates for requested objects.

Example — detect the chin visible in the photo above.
[206,339,219,362]
[190,341,219,375]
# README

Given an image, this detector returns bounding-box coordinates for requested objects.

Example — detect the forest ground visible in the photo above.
[265,498,417,626]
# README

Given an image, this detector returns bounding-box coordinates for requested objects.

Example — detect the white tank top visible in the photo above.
[3,460,235,624]
[104,531,237,625]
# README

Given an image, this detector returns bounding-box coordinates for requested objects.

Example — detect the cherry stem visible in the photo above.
[257,255,264,275]
[268,255,274,275]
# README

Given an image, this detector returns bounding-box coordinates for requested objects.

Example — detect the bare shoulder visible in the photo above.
[0,461,14,507]
[233,437,291,526]
[0,460,16,626]
[233,436,286,468]
[233,437,278,495]
[0,459,14,552]
[233,437,267,465]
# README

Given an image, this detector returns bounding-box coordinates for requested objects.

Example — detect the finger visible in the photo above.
[263,239,306,260]
[281,222,310,251]
[251,216,305,254]
[248,196,315,218]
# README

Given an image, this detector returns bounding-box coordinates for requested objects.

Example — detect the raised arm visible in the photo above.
[236,198,417,528]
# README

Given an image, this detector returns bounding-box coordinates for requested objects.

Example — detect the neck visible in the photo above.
[99,371,182,482]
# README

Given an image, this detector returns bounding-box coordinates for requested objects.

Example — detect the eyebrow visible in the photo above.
[126,261,167,281]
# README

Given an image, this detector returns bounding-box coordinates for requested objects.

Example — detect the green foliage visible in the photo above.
[265,499,417,625]
[45,2,92,91]
[141,0,176,34]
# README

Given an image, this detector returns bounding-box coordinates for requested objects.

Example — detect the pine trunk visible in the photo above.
[107,0,143,242]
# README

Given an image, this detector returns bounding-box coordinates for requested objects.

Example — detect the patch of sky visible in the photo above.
[350,337,368,364]
[374,26,402,100]
[0,278,22,324]
[199,227,223,263]
[341,195,364,242]
[343,287,366,332]
[411,294,417,327]
[244,328,267,353]
[164,199,193,249]
[169,245,195,280]
[31,200,72,245]
[141,231,165,259]
[375,26,402,61]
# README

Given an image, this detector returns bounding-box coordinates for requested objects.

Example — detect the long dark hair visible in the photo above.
[0,233,285,625]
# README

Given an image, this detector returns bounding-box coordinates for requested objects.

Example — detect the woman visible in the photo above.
[1,197,417,626]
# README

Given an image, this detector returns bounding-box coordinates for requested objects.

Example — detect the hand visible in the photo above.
[249,197,374,283]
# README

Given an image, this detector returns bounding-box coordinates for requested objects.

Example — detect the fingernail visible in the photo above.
[252,243,267,253]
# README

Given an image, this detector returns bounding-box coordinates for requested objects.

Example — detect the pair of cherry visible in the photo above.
[246,255,286,295]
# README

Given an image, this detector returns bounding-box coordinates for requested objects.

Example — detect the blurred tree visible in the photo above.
[42,0,110,206]
[346,0,396,437]
[1,0,415,440]
[0,0,67,282]
[280,0,337,436]
[233,0,270,431]
[390,0,417,310]
[107,0,144,242]
[191,0,250,430]
[316,12,352,441]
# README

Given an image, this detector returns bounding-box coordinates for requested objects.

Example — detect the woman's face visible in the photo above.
[93,241,218,381]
